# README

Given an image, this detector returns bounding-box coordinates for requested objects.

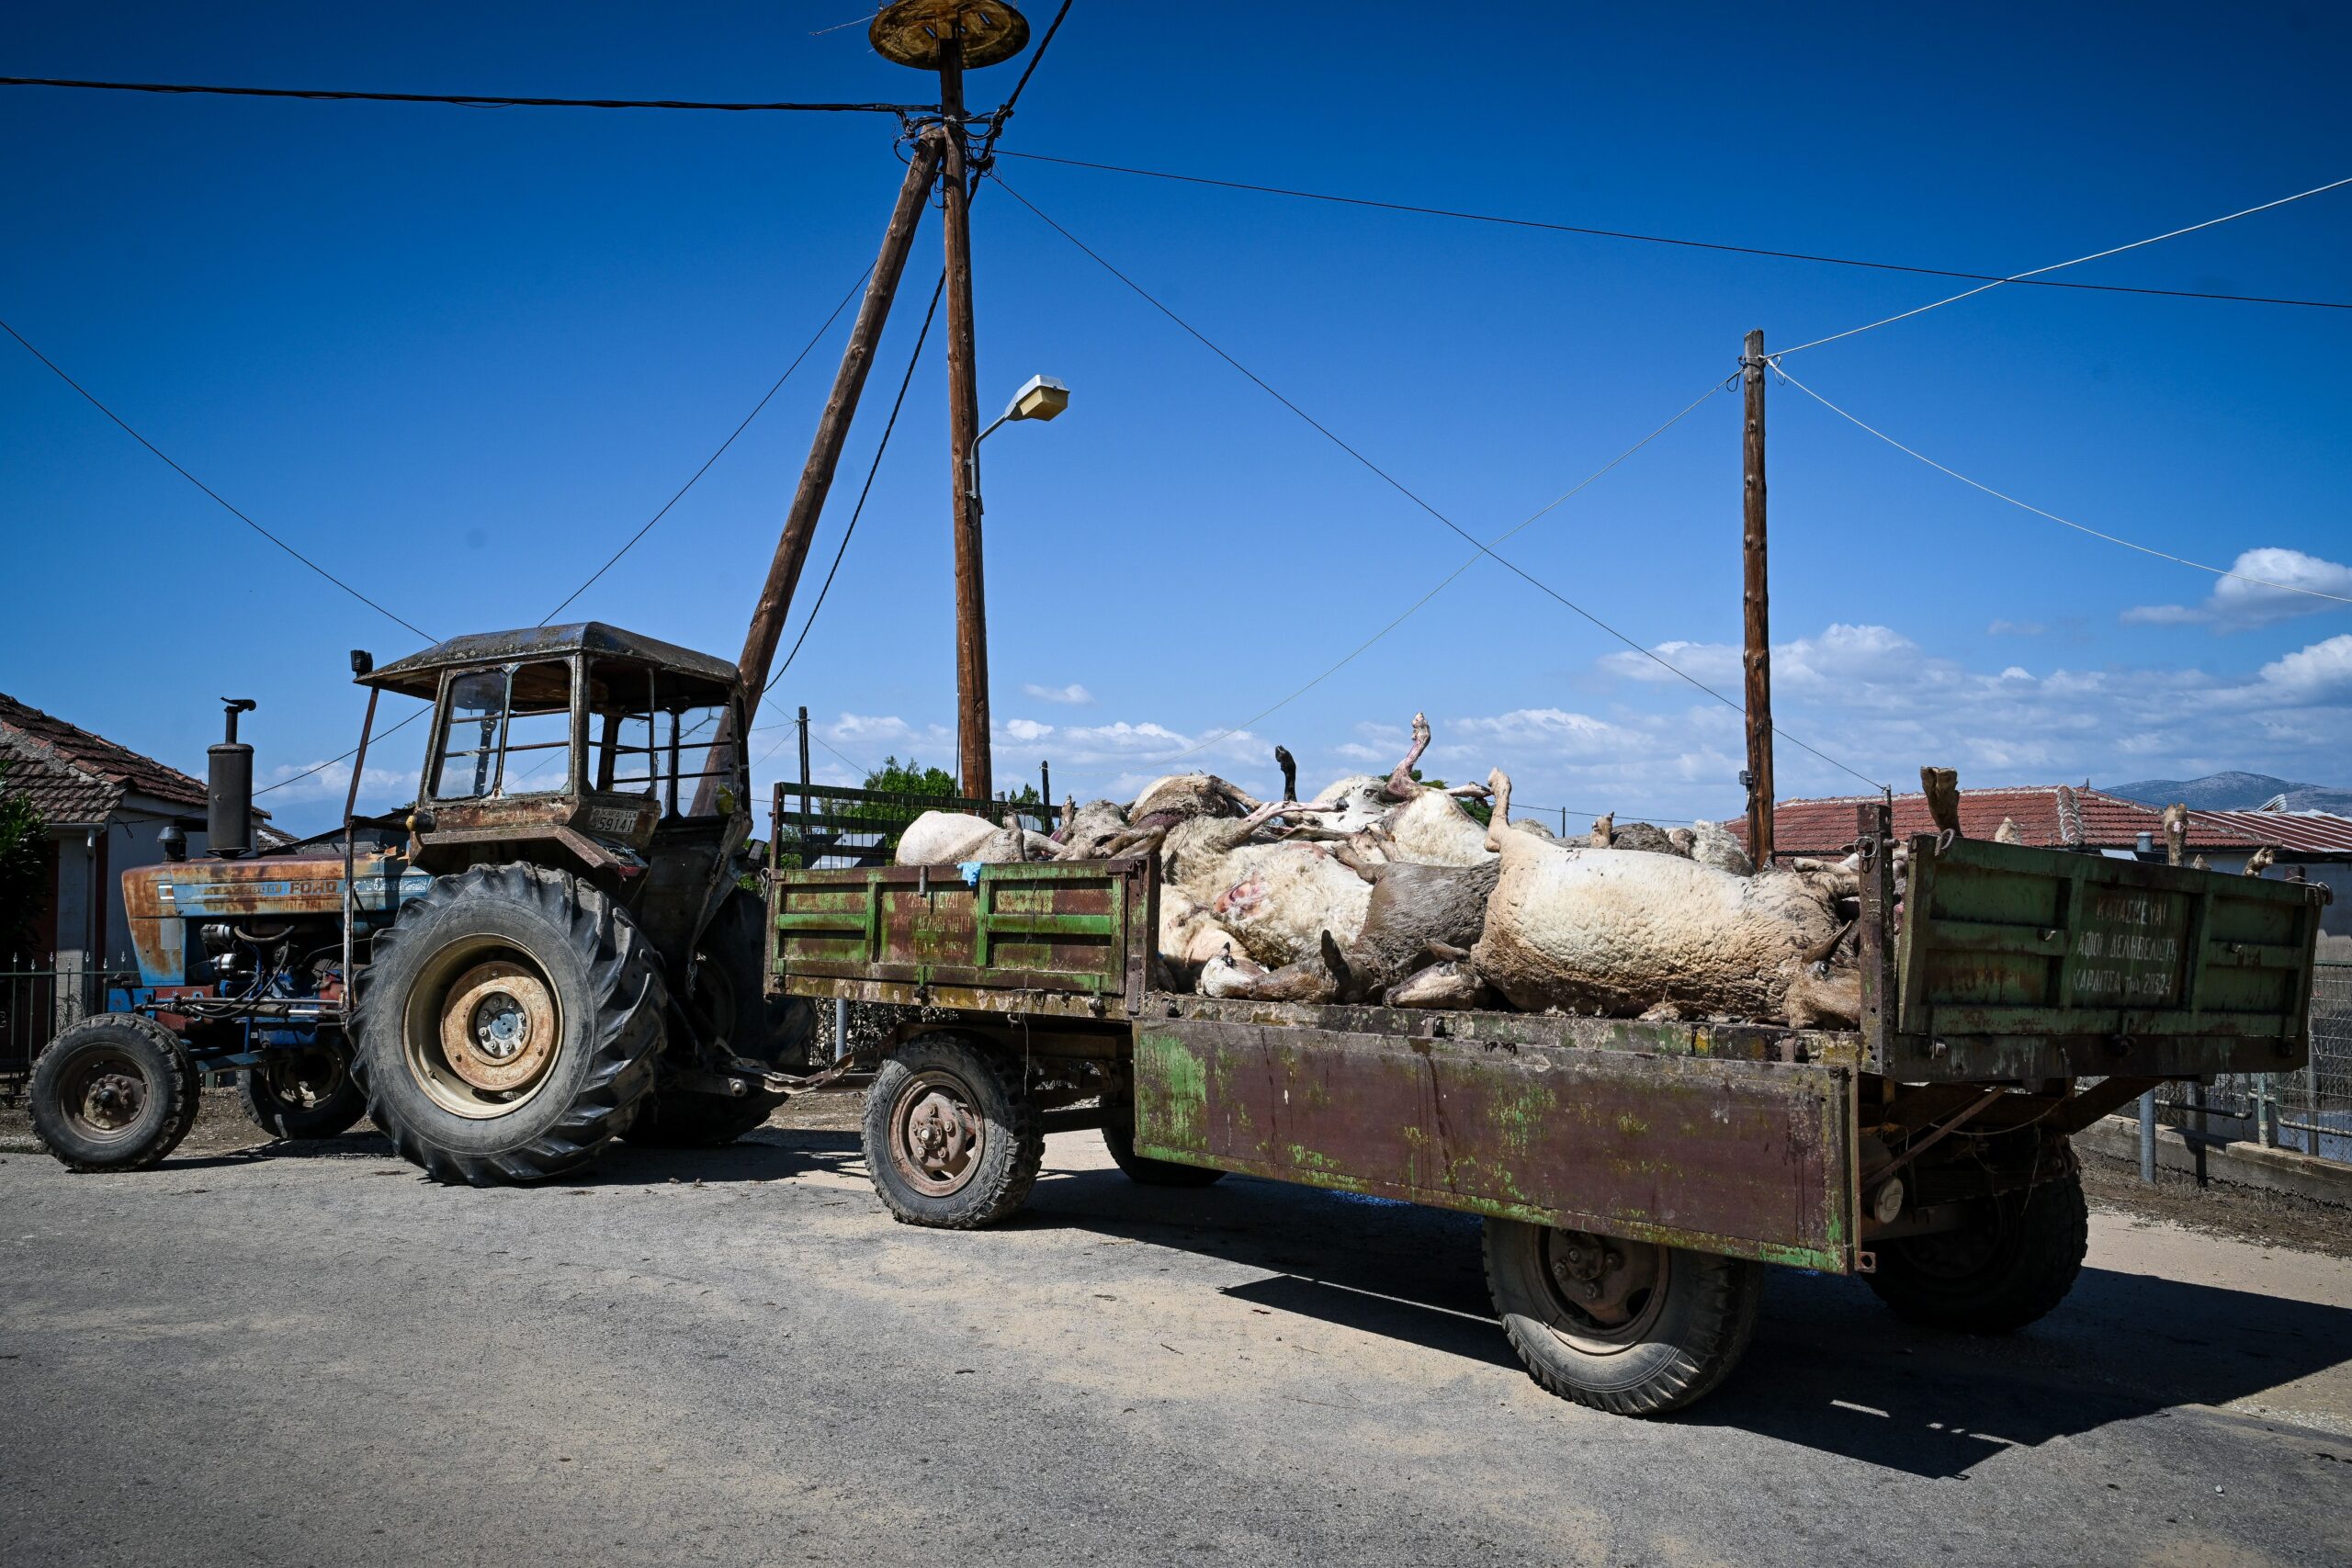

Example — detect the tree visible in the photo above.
[0,759,47,958]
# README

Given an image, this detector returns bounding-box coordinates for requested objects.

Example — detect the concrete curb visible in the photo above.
[2075,1114,2351,1209]
[0,1134,46,1155]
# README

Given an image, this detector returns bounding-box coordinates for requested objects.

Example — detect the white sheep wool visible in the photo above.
[893,810,1002,867]
[1178,841,1373,970]
[1380,790,1495,866]
[1473,829,1840,1021]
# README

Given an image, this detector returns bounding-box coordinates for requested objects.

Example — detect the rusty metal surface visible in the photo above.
[771,858,1156,1015]
[121,852,427,987]
[1154,994,1860,1066]
[1131,1018,1858,1272]
[363,622,738,700]
[1885,833,2324,1080]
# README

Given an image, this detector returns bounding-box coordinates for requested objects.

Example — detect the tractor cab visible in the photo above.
[362,622,751,959]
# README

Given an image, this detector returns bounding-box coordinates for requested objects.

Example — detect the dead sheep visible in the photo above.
[1470,770,1844,1022]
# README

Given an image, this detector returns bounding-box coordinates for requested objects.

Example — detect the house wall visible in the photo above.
[44,797,255,971]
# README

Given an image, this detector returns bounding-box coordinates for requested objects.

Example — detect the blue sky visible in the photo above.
[4,1,2347,836]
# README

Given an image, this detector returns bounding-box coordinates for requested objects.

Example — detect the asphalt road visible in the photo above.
[5,1111,2349,1568]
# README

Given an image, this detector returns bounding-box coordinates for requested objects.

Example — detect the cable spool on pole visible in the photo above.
[871,0,1030,802]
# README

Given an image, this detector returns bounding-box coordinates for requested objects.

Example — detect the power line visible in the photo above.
[1772,175,2352,356]
[540,265,873,625]
[976,0,1072,156]
[766,274,945,694]
[995,151,2352,313]
[1773,364,2352,607]
[0,76,926,114]
[2,315,436,641]
[254,707,427,797]
[1057,378,1732,783]
[991,174,1884,793]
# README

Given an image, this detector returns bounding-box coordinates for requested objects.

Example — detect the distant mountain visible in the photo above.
[2105,772,2352,815]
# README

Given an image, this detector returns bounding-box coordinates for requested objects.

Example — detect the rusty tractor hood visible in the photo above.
[123,852,432,987]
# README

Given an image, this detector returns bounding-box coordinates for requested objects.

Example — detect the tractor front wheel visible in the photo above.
[28,1014,202,1172]
[238,1040,367,1140]
[353,863,663,1186]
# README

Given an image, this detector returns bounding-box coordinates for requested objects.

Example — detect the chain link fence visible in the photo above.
[2153,961,2351,1164]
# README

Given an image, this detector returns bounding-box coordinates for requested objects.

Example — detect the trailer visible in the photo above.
[768,794,2328,1415]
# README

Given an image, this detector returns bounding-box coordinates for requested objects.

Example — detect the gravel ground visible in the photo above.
[4,1087,2350,1567]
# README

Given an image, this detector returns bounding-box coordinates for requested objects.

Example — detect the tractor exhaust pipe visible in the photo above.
[208,697,258,859]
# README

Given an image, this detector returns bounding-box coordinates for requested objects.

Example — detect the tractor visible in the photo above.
[28,622,814,1182]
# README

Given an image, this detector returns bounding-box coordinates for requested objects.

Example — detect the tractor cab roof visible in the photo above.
[362,622,741,703]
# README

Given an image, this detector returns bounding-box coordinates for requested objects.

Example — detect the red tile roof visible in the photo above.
[0,692,210,825]
[2188,808,2352,856]
[1739,786,2271,858]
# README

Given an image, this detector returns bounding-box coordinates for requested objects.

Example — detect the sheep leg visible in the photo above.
[1443,782,1492,800]
[1921,766,1962,839]
[1274,744,1299,805]
[1384,711,1432,801]
[1483,769,1515,852]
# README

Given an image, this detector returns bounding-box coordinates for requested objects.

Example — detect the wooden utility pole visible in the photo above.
[730,135,944,717]
[938,28,992,800]
[1741,328,1775,866]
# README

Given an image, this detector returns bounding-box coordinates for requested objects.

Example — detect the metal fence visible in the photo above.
[770,781,1054,871]
[2152,960,2352,1163]
[0,959,137,1095]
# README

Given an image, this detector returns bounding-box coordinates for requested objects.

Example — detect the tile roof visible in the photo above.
[2188,808,2352,856]
[1740,786,2272,857]
[0,692,210,826]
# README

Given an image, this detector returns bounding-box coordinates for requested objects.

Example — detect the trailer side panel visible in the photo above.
[1133,1019,1858,1271]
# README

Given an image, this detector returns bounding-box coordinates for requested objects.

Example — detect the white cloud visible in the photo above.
[2123,547,2352,631]
[1021,682,1095,705]
[1987,619,2045,637]
[1569,621,2352,817]
[1003,717,1053,742]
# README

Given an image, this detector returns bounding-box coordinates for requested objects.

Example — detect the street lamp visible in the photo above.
[966,374,1069,503]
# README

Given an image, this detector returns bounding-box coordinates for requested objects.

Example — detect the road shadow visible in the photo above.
[145,1125,864,1186]
[1018,1163,2352,1474]
[585,1128,865,1187]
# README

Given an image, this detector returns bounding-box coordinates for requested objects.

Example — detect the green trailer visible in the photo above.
[766,798,2326,1416]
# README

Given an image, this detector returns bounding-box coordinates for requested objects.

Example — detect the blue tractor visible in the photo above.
[29,623,812,1181]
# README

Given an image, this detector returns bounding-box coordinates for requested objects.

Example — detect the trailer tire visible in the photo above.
[352,863,662,1186]
[627,890,812,1148]
[864,1033,1042,1228]
[28,1013,202,1172]
[237,1040,367,1140]
[1102,1101,1224,1188]
[1485,1219,1762,1417]
[1865,1162,2087,1335]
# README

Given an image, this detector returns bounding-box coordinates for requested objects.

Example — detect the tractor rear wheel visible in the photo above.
[864,1033,1042,1228]
[28,1013,202,1172]
[1485,1219,1762,1416]
[1864,1162,2087,1334]
[353,863,662,1186]
[626,888,812,1149]
[238,1040,367,1140]
[1102,1098,1225,1188]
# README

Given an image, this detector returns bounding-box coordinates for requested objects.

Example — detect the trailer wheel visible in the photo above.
[352,863,663,1186]
[1102,1100,1224,1188]
[1484,1219,1762,1416]
[864,1034,1042,1228]
[1865,1163,2087,1335]
[627,889,811,1148]
[28,1013,202,1172]
[237,1040,367,1140]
